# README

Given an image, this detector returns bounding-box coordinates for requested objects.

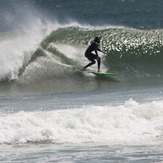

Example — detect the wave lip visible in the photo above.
[0,99,162,145]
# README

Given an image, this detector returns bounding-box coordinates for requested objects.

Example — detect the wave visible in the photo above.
[1,0,163,83]
[22,25,163,81]
[1,22,163,94]
[0,99,162,144]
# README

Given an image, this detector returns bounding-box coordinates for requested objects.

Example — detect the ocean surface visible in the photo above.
[0,0,163,162]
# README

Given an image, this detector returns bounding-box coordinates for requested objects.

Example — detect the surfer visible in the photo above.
[83,36,105,72]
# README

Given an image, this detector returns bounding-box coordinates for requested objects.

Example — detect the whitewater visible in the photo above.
[1,97,163,144]
[1,87,163,162]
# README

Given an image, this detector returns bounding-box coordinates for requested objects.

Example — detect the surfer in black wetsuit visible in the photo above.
[83,36,105,72]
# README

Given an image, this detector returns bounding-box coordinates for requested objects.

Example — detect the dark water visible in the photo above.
[1,0,163,30]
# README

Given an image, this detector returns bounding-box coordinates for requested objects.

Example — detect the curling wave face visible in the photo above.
[0,24,163,94]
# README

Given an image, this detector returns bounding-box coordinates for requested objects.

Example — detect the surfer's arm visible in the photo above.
[95,49,98,56]
[97,48,106,54]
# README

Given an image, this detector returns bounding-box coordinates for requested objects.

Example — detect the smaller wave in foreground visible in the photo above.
[0,99,162,145]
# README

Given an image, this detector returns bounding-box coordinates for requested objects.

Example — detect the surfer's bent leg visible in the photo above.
[84,59,96,69]
[84,53,96,70]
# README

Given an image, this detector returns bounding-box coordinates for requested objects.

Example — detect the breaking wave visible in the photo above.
[1,25,163,82]
[0,99,163,144]
[1,19,163,95]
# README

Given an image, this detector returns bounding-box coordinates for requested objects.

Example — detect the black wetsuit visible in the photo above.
[84,41,102,70]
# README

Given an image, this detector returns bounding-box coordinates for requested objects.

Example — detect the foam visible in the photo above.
[0,99,162,144]
[0,19,106,81]
[0,25,47,80]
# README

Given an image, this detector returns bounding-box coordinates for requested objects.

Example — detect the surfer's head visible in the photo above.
[94,36,101,43]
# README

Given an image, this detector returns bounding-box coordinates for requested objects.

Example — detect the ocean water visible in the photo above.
[0,0,163,162]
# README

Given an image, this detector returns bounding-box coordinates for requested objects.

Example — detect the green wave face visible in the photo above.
[1,26,163,94]
[37,26,163,74]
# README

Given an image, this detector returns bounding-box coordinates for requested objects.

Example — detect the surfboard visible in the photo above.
[86,70,118,76]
